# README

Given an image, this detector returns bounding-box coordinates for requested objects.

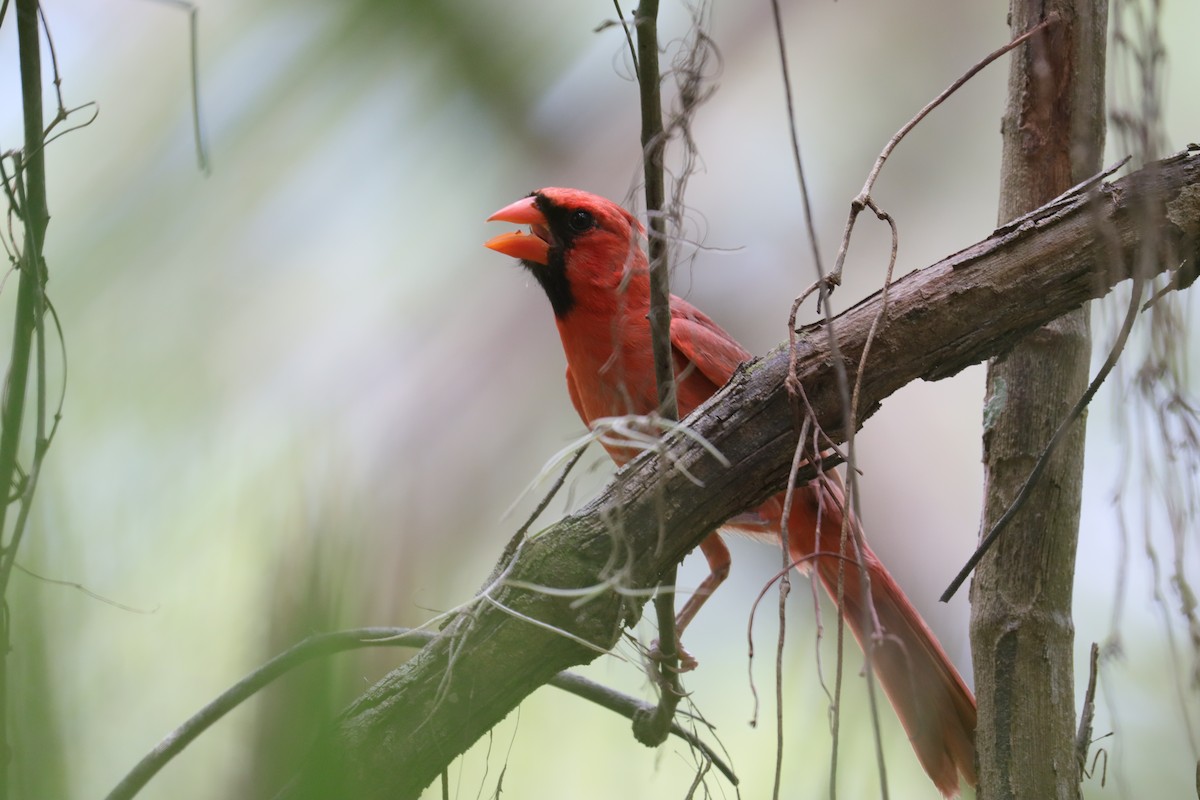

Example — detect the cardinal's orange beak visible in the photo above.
[485,196,551,265]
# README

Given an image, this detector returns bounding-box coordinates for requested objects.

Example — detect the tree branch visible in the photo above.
[280,148,1200,800]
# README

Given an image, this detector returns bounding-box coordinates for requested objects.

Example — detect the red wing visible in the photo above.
[669,296,752,389]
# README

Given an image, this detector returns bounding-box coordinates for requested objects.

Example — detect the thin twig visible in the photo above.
[104,627,737,800]
[829,536,844,800]
[35,4,66,123]
[13,562,154,614]
[772,556,791,800]
[102,628,431,800]
[497,445,587,569]
[767,5,830,794]
[941,265,1148,602]
[769,0,825,282]
[840,197,900,799]
[550,670,738,784]
[1075,642,1101,782]
[42,102,100,150]
[611,0,639,77]
[183,1,209,172]
[682,755,712,799]
[141,0,210,172]
[829,16,1056,287]
[746,549,863,721]
[636,0,676,423]
[630,0,686,745]
[769,408,811,799]
[770,3,863,795]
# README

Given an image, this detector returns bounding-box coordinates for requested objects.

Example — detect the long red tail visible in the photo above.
[759,480,977,797]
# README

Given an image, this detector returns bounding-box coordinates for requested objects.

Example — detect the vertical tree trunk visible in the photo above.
[970,2,1107,799]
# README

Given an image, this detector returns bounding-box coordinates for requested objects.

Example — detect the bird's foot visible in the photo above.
[648,637,699,673]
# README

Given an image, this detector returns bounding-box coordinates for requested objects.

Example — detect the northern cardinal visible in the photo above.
[486,187,977,796]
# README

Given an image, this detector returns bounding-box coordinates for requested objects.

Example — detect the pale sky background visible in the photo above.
[1,1,1198,798]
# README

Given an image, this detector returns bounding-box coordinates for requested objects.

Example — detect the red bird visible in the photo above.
[486,187,977,797]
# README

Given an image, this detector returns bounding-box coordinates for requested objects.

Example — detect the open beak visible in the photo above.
[485,196,552,265]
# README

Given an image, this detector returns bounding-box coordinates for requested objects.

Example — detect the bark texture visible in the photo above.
[971,3,1108,799]
[279,151,1199,800]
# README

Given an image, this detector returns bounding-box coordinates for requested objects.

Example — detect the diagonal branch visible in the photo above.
[278,148,1200,800]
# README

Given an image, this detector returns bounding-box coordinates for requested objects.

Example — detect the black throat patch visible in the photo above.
[521,193,582,319]
[523,249,574,318]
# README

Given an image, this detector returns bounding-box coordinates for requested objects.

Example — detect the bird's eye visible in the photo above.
[567,209,595,233]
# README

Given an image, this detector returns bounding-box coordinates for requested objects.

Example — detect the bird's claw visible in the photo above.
[649,637,699,673]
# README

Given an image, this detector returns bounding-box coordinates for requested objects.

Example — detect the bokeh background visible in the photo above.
[2,1,1198,798]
